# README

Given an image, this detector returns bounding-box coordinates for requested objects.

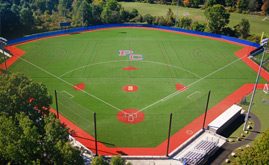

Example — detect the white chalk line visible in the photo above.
[59,60,201,79]
[137,53,249,113]
[17,57,122,112]
[187,91,201,99]
[61,90,74,98]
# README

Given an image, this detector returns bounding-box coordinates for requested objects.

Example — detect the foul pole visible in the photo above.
[243,34,268,131]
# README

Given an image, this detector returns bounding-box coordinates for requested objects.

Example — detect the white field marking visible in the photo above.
[161,91,179,102]
[138,53,249,113]
[262,16,269,21]
[18,57,122,112]
[140,61,201,78]
[60,60,201,78]
[187,91,201,99]
[59,60,129,77]
[61,90,74,98]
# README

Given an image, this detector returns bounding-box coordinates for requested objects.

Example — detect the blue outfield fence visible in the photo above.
[8,24,260,48]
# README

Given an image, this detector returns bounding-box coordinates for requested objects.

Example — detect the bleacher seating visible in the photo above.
[194,140,217,153]
[181,151,204,165]
[180,139,219,165]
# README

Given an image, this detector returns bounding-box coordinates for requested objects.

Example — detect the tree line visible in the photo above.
[0,0,141,38]
[0,0,254,41]
[120,0,269,15]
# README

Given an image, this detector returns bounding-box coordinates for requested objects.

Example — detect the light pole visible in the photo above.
[243,38,268,131]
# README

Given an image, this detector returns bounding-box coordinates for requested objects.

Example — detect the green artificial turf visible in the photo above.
[120,2,269,35]
[9,28,259,147]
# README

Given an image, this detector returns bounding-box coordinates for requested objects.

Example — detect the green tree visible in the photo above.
[165,8,175,26]
[92,156,109,165]
[237,0,249,12]
[0,3,22,38]
[20,7,34,33]
[143,14,154,24]
[237,18,250,39]
[225,0,237,7]
[190,0,201,8]
[58,0,73,16]
[0,73,52,123]
[110,155,126,165]
[80,0,93,26]
[191,21,206,31]
[101,0,122,23]
[0,73,84,164]
[231,129,269,164]
[92,0,105,24]
[205,0,219,7]
[205,4,230,33]
[129,8,139,19]
[179,17,192,29]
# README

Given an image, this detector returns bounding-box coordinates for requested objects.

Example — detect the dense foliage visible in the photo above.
[0,0,266,42]
[0,0,139,38]
[0,73,84,164]
[231,129,269,164]
[121,0,269,15]
[205,4,230,33]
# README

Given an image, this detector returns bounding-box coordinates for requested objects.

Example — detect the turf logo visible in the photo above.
[118,49,144,61]
[118,50,133,56]
[129,54,143,61]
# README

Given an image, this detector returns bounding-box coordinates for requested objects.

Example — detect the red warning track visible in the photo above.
[50,84,266,156]
[0,46,25,70]
[117,109,144,124]
[1,26,269,156]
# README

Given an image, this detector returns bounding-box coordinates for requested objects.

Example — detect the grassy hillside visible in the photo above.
[120,2,269,35]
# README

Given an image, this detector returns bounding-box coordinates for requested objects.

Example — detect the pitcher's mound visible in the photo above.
[117,109,144,124]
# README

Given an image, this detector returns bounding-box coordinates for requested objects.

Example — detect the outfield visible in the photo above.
[7,27,262,151]
[120,2,269,35]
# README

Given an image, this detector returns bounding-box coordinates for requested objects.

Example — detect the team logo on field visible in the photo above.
[118,49,144,61]
[118,50,134,56]
[129,54,143,61]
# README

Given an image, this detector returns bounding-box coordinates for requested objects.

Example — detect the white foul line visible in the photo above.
[61,90,74,98]
[138,53,249,113]
[187,91,201,99]
[18,57,122,112]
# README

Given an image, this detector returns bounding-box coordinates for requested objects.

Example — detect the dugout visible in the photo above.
[208,104,242,134]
